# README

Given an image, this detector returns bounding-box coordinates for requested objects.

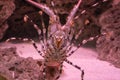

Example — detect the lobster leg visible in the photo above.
[6,37,45,57]
[32,40,44,57]
[39,11,48,44]
[55,63,63,80]
[65,59,84,80]
[43,63,47,80]
[67,36,99,57]
[24,15,47,55]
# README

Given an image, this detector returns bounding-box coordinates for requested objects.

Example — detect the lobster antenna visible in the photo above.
[25,0,57,22]
[62,0,82,29]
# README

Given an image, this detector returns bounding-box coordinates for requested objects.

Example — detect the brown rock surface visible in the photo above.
[97,2,120,68]
[0,0,15,40]
[0,47,43,80]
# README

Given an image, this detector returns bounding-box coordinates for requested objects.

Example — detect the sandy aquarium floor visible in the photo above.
[0,42,120,80]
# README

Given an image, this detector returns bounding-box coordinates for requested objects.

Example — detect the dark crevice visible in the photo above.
[0,5,3,11]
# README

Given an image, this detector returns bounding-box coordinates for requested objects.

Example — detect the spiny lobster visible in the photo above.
[24,0,85,80]
[6,0,105,80]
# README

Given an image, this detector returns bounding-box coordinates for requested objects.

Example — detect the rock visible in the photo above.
[97,2,120,68]
[0,65,14,80]
[0,0,15,25]
[0,47,43,80]
[112,0,120,6]
[0,0,15,40]
[13,57,43,80]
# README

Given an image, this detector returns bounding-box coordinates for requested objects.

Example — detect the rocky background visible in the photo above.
[0,0,15,40]
[0,47,43,80]
[97,2,120,68]
[0,0,120,79]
